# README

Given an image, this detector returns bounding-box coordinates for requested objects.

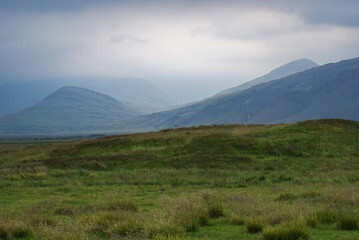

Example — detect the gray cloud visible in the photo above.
[294,0,359,27]
[111,35,150,44]
[0,0,359,103]
[0,0,120,12]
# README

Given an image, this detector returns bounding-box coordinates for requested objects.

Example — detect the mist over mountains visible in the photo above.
[0,57,358,135]
[0,86,139,134]
[123,57,358,131]
[215,59,319,96]
[0,77,174,117]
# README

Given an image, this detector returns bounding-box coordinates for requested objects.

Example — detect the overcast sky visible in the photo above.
[1,0,359,103]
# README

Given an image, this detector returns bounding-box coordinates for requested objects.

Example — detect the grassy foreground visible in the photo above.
[0,119,359,240]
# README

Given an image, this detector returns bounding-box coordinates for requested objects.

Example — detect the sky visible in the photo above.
[1,0,359,103]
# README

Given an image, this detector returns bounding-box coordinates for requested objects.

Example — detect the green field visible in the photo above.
[1,119,359,240]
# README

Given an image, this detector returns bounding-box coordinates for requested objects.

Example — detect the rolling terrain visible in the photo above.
[0,119,359,239]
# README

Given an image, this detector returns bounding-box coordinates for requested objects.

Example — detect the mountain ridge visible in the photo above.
[216,58,319,96]
[1,57,358,135]
[117,57,359,131]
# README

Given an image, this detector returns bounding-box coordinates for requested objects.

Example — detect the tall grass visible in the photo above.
[0,120,358,239]
[261,221,310,240]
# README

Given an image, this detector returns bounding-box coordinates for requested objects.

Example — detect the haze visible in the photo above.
[1,0,359,103]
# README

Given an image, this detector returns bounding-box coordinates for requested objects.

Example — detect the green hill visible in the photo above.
[0,86,140,134]
[0,119,358,239]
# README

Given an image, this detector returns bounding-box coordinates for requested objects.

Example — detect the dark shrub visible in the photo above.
[0,226,10,240]
[11,226,33,239]
[246,219,265,234]
[338,213,359,230]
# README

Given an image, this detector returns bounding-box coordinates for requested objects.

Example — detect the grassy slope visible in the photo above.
[0,119,359,239]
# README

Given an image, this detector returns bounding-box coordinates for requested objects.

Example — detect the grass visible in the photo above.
[246,219,266,233]
[337,212,359,230]
[261,221,310,240]
[0,119,359,239]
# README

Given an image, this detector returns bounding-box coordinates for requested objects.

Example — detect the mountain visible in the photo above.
[120,57,359,131]
[0,81,62,116]
[0,86,140,134]
[74,77,175,113]
[216,58,318,96]
[0,60,314,117]
[0,77,174,117]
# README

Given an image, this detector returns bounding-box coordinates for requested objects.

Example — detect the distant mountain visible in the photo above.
[74,77,175,113]
[0,81,62,116]
[120,57,359,131]
[0,77,174,117]
[216,58,318,96]
[0,86,140,134]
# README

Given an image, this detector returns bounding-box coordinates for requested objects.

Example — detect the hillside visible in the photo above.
[0,77,174,117]
[121,57,359,131]
[0,81,62,116]
[0,119,359,239]
[216,58,318,96]
[0,86,140,134]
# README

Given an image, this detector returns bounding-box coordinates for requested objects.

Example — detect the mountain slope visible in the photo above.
[216,58,318,96]
[0,86,140,134]
[0,77,174,117]
[121,57,359,131]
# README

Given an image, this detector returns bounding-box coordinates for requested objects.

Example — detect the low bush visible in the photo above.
[164,196,209,232]
[109,215,144,237]
[315,209,337,224]
[305,214,318,228]
[261,221,310,240]
[246,219,266,234]
[202,192,224,218]
[11,225,34,239]
[229,215,245,225]
[337,213,359,231]
[0,223,33,240]
[176,208,209,232]
[0,226,10,240]
[86,212,119,234]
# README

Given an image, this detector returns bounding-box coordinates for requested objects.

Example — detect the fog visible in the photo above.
[1,0,359,103]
